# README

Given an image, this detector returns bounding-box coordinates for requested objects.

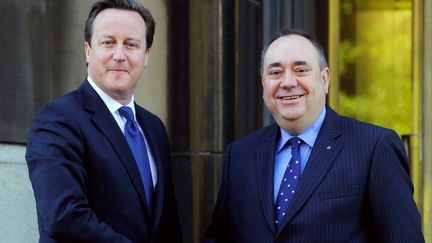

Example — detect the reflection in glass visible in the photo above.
[338,0,412,136]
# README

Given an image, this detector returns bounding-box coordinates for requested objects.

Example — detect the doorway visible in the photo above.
[328,0,423,212]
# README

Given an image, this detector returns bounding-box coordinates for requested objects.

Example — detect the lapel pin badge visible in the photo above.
[326,146,331,150]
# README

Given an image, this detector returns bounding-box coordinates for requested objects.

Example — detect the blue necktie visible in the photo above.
[118,106,153,210]
[274,137,302,230]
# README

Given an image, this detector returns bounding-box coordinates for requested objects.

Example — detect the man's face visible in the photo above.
[85,8,149,104]
[261,35,330,134]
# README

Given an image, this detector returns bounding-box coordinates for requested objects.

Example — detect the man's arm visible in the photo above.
[368,129,424,242]
[202,143,234,243]
[26,103,132,243]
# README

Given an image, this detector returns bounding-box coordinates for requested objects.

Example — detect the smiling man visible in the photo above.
[25,0,182,242]
[204,28,424,243]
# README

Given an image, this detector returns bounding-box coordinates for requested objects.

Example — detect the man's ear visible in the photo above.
[84,42,91,64]
[321,67,330,94]
[143,48,151,68]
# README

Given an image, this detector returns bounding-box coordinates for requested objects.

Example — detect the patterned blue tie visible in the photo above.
[118,106,153,210]
[274,137,302,230]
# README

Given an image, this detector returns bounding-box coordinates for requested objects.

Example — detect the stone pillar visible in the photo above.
[135,0,170,124]
[169,0,234,242]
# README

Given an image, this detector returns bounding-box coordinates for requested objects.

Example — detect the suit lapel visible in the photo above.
[257,124,279,235]
[276,107,343,234]
[135,106,165,232]
[79,81,151,219]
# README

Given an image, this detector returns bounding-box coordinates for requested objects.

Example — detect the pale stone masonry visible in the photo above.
[0,144,38,242]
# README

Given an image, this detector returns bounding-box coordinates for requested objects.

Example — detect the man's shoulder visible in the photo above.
[32,82,93,125]
[337,113,391,133]
[38,88,82,113]
[135,104,164,125]
[135,104,159,118]
[333,112,398,142]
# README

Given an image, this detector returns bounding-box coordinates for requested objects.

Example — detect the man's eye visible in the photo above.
[101,40,114,46]
[268,71,283,79]
[126,43,139,49]
[269,70,282,76]
[296,68,308,73]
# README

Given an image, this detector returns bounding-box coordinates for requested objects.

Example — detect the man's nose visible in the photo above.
[113,46,126,62]
[280,73,297,88]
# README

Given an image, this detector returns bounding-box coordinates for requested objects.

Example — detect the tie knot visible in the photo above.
[288,137,302,150]
[118,106,134,121]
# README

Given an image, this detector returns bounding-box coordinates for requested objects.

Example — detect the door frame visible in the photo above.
[328,0,430,239]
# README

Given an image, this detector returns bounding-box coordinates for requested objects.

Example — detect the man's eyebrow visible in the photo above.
[294,61,309,66]
[98,35,141,43]
[99,34,114,39]
[267,62,281,69]
[125,37,141,43]
[266,61,311,69]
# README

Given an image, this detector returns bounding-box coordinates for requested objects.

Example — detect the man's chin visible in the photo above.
[107,73,129,82]
[278,109,303,121]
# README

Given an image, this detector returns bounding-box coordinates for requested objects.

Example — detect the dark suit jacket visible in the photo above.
[204,106,424,243]
[26,80,182,243]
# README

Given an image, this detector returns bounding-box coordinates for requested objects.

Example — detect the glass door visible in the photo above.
[328,0,423,213]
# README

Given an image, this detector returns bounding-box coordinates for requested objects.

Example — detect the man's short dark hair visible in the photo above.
[261,28,328,74]
[84,0,155,49]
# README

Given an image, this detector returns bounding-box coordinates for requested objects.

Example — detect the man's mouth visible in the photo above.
[108,68,128,72]
[280,95,303,100]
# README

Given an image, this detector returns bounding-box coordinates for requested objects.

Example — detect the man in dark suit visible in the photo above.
[204,28,424,242]
[25,0,182,242]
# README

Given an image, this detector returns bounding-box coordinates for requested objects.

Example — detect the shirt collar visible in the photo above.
[276,107,327,154]
[87,75,136,116]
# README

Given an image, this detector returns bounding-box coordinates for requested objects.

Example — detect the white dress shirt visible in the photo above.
[87,76,158,187]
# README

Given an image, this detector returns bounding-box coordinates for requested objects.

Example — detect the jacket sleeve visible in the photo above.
[368,129,424,242]
[202,143,234,243]
[25,103,132,243]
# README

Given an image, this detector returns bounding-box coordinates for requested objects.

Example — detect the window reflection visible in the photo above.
[338,0,413,136]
